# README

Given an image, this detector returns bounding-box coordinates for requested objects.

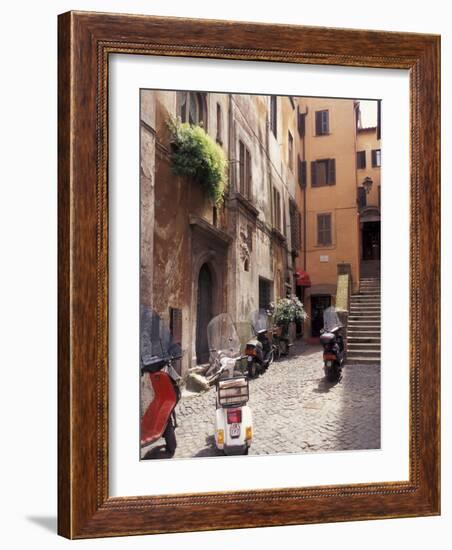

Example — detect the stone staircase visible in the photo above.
[346,276,380,365]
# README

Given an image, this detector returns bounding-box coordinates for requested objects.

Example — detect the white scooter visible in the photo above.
[207,314,253,455]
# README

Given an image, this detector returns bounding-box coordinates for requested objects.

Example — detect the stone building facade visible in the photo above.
[140,90,302,375]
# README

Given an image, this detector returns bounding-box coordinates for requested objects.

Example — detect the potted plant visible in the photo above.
[269,296,306,355]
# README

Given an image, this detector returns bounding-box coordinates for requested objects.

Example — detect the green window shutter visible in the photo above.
[311,161,317,186]
[328,159,336,185]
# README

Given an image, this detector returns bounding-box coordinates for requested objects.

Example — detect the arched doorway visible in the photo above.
[196,263,213,364]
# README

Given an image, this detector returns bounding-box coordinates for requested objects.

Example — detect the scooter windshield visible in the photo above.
[140,307,182,366]
[323,306,342,332]
[250,308,270,334]
[207,313,241,359]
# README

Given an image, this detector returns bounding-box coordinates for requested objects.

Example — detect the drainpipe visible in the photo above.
[299,106,308,272]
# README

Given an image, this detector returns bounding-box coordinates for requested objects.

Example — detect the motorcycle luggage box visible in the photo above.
[320,332,335,346]
[218,376,249,406]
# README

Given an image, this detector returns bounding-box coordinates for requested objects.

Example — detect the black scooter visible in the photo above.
[244,309,275,378]
[320,307,345,382]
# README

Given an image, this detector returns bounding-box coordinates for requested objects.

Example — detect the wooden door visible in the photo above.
[311,295,331,337]
[196,264,213,364]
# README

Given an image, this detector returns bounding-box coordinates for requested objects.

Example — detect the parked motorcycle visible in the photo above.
[140,311,182,456]
[244,309,275,378]
[272,323,291,358]
[320,306,345,382]
[207,313,253,455]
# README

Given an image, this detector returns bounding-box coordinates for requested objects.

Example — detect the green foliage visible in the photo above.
[269,295,307,326]
[168,117,227,206]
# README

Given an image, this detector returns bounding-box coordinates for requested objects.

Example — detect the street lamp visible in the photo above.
[363,176,373,195]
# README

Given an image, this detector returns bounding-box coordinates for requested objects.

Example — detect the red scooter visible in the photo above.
[140,311,181,456]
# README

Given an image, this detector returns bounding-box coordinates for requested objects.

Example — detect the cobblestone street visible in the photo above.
[142,341,380,460]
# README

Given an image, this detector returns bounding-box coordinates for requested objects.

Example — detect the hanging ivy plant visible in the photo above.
[168,117,227,206]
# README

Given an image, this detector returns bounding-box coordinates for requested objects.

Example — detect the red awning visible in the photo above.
[295,270,311,287]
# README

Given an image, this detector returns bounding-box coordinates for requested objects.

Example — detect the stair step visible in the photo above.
[349,316,381,321]
[346,356,381,365]
[348,336,381,342]
[350,304,381,313]
[348,332,381,338]
[348,351,380,359]
[348,344,381,351]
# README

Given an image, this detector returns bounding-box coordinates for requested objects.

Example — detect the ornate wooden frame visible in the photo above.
[58,11,440,539]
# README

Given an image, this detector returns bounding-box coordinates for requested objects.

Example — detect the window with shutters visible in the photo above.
[298,156,307,187]
[317,214,332,246]
[178,92,207,128]
[270,96,277,138]
[311,159,336,187]
[371,149,381,167]
[238,140,252,199]
[315,110,329,135]
[288,131,294,171]
[357,150,366,169]
[273,187,281,232]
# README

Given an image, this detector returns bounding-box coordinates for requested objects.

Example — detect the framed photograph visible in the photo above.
[58,11,440,539]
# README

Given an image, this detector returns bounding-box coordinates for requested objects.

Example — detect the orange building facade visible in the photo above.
[293,98,381,341]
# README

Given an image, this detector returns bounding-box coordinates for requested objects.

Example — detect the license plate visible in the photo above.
[326,361,333,367]
[230,423,241,438]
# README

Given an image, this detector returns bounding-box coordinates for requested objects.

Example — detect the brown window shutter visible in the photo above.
[371,149,377,167]
[328,159,336,185]
[298,111,305,137]
[311,161,317,186]
[357,150,366,169]
[325,214,332,244]
[301,160,307,187]
[324,111,329,133]
[315,112,321,135]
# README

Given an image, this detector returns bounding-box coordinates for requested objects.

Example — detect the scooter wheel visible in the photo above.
[280,341,289,356]
[163,421,177,455]
[248,363,257,379]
